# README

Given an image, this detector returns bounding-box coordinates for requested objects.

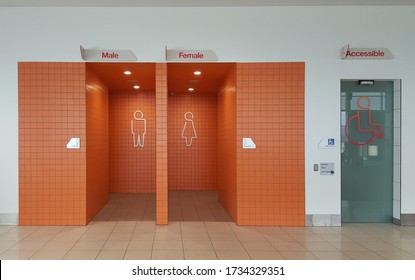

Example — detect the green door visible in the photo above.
[341,80,393,223]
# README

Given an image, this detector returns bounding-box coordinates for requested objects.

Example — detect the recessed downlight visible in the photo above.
[188,87,195,92]
[124,71,132,75]
[134,85,140,89]
[194,71,202,75]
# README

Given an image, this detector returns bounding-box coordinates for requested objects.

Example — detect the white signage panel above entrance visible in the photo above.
[340,44,393,60]
[166,48,218,62]
[80,45,137,61]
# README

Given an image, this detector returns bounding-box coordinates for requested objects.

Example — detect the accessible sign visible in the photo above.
[340,44,393,60]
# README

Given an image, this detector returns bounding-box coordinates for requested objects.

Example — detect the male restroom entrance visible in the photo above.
[340,80,401,223]
[18,62,305,226]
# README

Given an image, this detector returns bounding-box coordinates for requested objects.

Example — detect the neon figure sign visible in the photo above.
[344,96,384,146]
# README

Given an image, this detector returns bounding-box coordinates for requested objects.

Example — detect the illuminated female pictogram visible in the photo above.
[181,112,197,147]
[345,96,384,146]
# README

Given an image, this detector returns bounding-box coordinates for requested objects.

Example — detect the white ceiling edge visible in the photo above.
[1,0,415,7]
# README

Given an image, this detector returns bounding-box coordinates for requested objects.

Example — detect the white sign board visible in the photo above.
[67,138,80,149]
[166,48,218,61]
[80,45,137,61]
[320,162,335,176]
[242,138,256,149]
[341,44,393,60]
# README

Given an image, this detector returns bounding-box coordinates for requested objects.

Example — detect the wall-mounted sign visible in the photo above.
[67,138,80,149]
[166,47,218,61]
[340,44,393,60]
[320,162,335,176]
[319,137,336,149]
[242,138,256,149]
[80,45,137,61]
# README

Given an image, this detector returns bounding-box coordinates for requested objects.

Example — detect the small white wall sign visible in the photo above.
[318,137,336,149]
[320,162,335,176]
[66,138,80,149]
[340,44,393,60]
[242,138,256,149]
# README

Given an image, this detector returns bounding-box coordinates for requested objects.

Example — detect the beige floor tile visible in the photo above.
[113,222,137,233]
[280,251,318,260]
[184,250,217,260]
[183,240,214,250]
[235,232,266,242]
[154,232,182,241]
[0,240,21,251]
[72,240,106,251]
[312,251,352,260]
[262,233,295,242]
[128,240,153,250]
[96,250,126,260]
[216,250,251,260]
[64,250,100,260]
[205,222,233,233]
[29,250,67,260]
[0,250,37,260]
[181,222,207,233]
[153,240,183,250]
[134,222,156,232]
[40,241,76,251]
[329,241,370,251]
[182,231,210,241]
[241,241,275,251]
[107,232,133,241]
[247,250,284,260]
[212,240,245,251]
[344,250,384,260]
[79,232,111,241]
[394,240,415,250]
[359,241,399,251]
[373,250,415,260]
[131,232,155,241]
[124,250,152,260]
[271,241,306,251]
[209,232,238,241]
[102,240,129,250]
[151,250,184,260]
[9,240,47,251]
[155,223,181,233]
[298,241,339,252]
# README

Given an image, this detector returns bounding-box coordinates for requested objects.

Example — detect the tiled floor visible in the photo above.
[93,191,233,222]
[2,191,415,260]
[1,222,415,260]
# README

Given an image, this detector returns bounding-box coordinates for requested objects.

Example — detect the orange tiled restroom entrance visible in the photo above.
[18,62,305,227]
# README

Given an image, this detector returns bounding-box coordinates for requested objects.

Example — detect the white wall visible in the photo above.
[1,6,415,223]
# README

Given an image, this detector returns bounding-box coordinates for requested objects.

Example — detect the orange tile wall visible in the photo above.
[168,93,217,190]
[109,90,156,193]
[86,66,109,222]
[19,62,87,225]
[236,63,305,226]
[218,65,237,221]
[155,63,168,225]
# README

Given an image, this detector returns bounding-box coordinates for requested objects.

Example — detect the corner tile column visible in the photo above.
[155,63,168,225]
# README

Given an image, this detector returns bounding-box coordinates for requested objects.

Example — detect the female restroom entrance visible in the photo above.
[341,80,401,223]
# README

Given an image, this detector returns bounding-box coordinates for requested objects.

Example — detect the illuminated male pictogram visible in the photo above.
[345,96,384,146]
[131,110,146,148]
[181,112,197,147]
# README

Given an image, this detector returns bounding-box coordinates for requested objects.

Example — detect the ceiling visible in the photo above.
[87,62,234,94]
[1,0,414,6]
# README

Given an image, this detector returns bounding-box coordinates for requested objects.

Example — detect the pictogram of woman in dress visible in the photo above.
[181,112,197,147]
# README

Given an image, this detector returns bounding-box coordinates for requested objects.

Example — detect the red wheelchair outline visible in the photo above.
[345,96,384,146]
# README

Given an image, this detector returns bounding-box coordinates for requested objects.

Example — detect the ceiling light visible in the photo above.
[134,85,140,89]
[188,88,194,92]
[194,71,202,75]
[124,71,132,75]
